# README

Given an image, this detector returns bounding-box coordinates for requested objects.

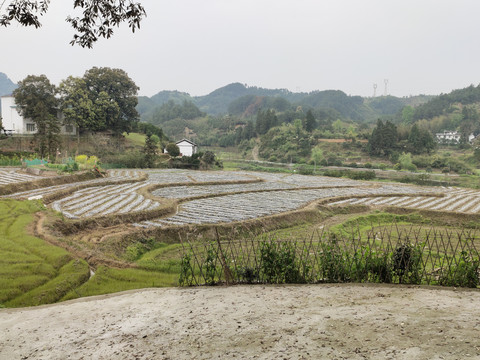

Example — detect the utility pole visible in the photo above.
[384,79,389,96]
[373,83,377,97]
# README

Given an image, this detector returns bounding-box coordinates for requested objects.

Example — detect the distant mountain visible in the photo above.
[192,83,304,115]
[0,73,17,96]
[137,82,434,123]
[137,90,195,122]
[194,83,251,114]
[150,90,193,105]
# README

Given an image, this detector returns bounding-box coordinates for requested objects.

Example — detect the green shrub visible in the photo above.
[297,165,313,175]
[238,267,260,284]
[259,241,303,283]
[179,253,194,286]
[102,151,147,168]
[392,243,422,284]
[438,252,479,288]
[0,154,22,166]
[323,169,376,180]
[204,247,217,285]
[124,238,159,262]
[318,237,349,282]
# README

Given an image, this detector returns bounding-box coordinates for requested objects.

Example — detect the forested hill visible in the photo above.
[397,84,480,139]
[411,84,480,121]
[0,73,17,97]
[138,82,429,123]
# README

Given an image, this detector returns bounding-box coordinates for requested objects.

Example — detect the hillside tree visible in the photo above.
[59,76,96,143]
[0,0,146,48]
[83,67,139,135]
[368,119,398,157]
[144,133,158,168]
[165,142,180,157]
[459,106,480,142]
[407,124,436,154]
[13,74,60,159]
[304,109,316,132]
[255,109,278,135]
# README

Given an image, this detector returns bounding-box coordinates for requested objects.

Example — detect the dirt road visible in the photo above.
[1,284,479,359]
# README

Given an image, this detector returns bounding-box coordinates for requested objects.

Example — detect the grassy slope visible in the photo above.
[0,199,89,307]
[0,199,179,307]
[62,243,181,301]
[124,132,146,147]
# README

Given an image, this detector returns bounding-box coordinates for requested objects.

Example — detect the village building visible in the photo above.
[435,130,475,143]
[0,95,77,136]
[164,139,198,157]
[175,139,198,156]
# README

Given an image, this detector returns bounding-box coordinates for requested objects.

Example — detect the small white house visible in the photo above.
[165,139,197,157]
[0,95,77,136]
[436,130,461,143]
[435,130,476,144]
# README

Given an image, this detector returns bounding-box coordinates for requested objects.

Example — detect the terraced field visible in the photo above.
[52,182,159,219]
[0,168,41,185]
[138,182,439,227]
[328,187,480,214]
[4,168,480,228]
[2,169,144,200]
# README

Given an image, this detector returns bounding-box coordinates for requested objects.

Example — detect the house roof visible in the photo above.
[175,139,197,146]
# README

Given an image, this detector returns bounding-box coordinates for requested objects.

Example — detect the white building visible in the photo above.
[436,130,461,143]
[176,139,198,156]
[164,139,198,157]
[435,130,475,143]
[0,95,77,136]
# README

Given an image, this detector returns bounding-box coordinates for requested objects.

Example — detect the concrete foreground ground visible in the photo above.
[1,284,479,359]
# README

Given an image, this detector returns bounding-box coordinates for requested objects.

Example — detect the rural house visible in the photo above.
[435,130,475,144]
[173,139,198,157]
[0,95,77,136]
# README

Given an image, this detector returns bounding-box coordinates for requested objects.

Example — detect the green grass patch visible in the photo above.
[124,132,146,147]
[329,212,426,236]
[5,259,90,307]
[0,199,187,306]
[62,266,178,301]
[135,244,183,274]
[0,199,90,307]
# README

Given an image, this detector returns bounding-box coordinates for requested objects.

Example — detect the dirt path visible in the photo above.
[1,284,479,359]
[252,142,260,161]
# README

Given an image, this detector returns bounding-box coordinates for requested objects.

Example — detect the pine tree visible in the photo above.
[144,134,158,168]
[304,110,316,132]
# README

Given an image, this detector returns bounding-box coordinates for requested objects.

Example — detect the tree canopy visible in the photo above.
[407,124,436,154]
[0,0,146,48]
[258,122,312,163]
[165,142,180,157]
[304,109,316,132]
[82,67,139,134]
[59,76,99,132]
[368,119,398,157]
[149,100,204,125]
[255,109,278,135]
[13,74,60,158]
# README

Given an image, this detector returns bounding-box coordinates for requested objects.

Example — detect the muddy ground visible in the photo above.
[1,284,479,359]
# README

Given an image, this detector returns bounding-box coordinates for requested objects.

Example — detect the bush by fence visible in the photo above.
[323,169,376,180]
[179,224,480,288]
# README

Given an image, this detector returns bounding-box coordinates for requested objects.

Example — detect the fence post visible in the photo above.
[215,228,233,285]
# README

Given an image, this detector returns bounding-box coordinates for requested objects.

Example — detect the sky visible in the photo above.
[2,0,480,98]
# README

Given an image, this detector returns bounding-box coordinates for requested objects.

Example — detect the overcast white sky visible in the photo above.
[2,0,480,98]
